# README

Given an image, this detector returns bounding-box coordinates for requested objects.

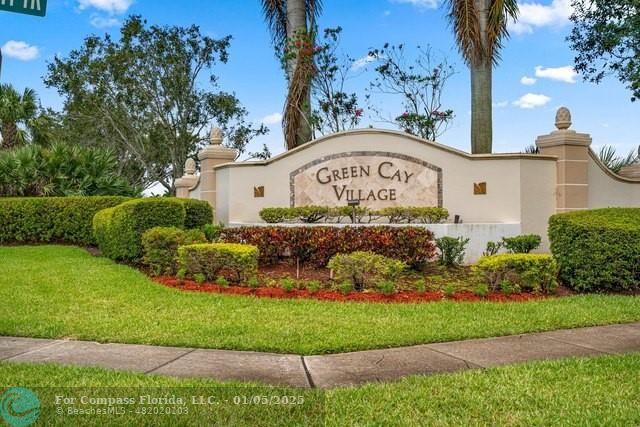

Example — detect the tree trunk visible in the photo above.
[286,0,312,148]
[471,0,493,154]
[1,121,18,150]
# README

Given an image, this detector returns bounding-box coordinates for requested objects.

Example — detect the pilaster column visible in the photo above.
[536,107,592,213]
[198,128,237,213]
[175,158,199,198]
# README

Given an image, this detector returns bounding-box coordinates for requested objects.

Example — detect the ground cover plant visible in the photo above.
[1,354,639,426]
[1,245,639,355]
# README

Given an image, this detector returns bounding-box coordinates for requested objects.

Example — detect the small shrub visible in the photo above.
[178,243,259,282]
[194,273,206,285]
[436,236,470,267]
[414,279,427,293]
[305,280,322,294]
[549,208,640,292]
[142,227,207,276]
[328,251,406,291]
[202,223,224,242]
[216,276,229,287]
[377,280,396,296]
[259,207,292,223]
[337,281,354,295]
[176,268,186,283]
[483,241,503,257]
[280,277,297,293]
[474,254,558,294]
[500,281,519,296]
[444,284,456,298]
[474,283,490,298]
[246,277,260,289]
[502,235,542,254]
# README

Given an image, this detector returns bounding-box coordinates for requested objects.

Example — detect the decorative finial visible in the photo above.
[555,107,572,130]
[184,158,196,175]
[210,128,223,145]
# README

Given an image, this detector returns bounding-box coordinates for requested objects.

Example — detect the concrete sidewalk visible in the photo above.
[1,323,639,389]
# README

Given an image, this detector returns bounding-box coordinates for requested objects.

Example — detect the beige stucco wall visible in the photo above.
[214,130,557,236]
[588,151,640,208]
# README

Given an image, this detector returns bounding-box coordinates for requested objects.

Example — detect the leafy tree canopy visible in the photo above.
[569,0,640,101]
[45,16,267,193]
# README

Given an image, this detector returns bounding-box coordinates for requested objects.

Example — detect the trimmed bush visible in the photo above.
[502,234,542,254]
[142,227,207,276]
[474,254,559,294]
[259,206,449,224]
[93,198,186,261]
[177,243,259,282]
[176,198,213,229]
[549,208,640,291]
[0,196,130,245]
[328,251,406,291]
[221,226,437,268]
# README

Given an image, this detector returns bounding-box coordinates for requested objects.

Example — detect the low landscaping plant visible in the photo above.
[280,277,297,293]
[502,234,542,254]
[177,198,214,229]
[259,206,449,224]
[483,241,503,257]
[0,196,130,245]
[221,226,436,268]
[328,251,406,291]
[549,208,640,291]
[474,254,558,294]
[202,223,224,242]
[436,236,469,267]
[142,227,207,276]
[177,243,259,283]
[94,198,186,262]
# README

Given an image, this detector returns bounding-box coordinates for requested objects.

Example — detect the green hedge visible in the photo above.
[94,199,186,262]
[474,254,559,294]
[176,198,213,229]
[142,227,207,276]
[0,196,131,245]
[549,208,640,292]
[178,243,259,282]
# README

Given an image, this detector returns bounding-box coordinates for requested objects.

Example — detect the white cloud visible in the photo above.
[1,41,39,61]
[351,54,378,71]
[520,76,537,86]
[78,0,133,14]
[513,93,551,109]
[261,113,283,126]
[90,14,120,28]
[391,0,439,9]
[510,0,572,34]
[535,65,577,83]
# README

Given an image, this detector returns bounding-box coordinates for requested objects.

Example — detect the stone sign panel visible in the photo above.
[290,151,442,208]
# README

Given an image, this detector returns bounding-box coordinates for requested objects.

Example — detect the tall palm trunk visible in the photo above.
[1,121,18,150]
[286,0,312,148]
[471,0,492,154]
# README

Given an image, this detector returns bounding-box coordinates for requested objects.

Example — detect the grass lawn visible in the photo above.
[1,354,639,426]
[1,245,639,355]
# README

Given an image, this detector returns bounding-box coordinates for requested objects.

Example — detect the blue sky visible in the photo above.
[1,0,638,158]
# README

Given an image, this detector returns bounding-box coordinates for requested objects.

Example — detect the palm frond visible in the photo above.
[487,0,519,64]
[448,0,483,66]
[305,0,323,30]
[598,145,639,174]
[261,0,288,54]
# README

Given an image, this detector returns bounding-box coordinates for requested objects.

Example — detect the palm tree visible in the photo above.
[0,84,38,150]
[448,0,518,154]
[261,0,322,149]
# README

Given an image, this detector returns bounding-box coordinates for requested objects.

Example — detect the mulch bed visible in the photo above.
[154,277,545,304]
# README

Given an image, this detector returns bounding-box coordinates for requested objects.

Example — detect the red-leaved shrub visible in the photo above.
[221,226,436,268]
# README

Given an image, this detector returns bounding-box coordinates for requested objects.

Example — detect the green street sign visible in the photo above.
[0,0,47,17]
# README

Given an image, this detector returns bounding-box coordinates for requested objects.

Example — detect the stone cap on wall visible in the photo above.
[214,128,558,170]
